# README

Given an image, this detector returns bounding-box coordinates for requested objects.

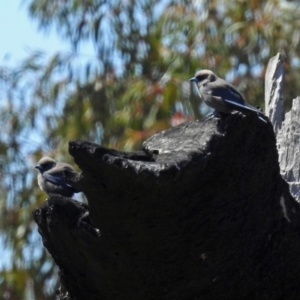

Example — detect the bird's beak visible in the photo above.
[189,77,197,82]
[35,165,42,171]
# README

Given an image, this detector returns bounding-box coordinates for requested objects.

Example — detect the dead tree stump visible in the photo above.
[33,112,300,300]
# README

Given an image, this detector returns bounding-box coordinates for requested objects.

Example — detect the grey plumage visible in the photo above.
[190,70,266,122]
[35,157,79,197]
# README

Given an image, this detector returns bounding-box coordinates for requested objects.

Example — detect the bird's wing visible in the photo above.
[209,79,266,117]
[223,99,259,113]
[209,80,245,105]
[43,167,73,188]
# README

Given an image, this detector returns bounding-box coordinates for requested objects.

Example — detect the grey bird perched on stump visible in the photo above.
[35,157,79,197]
[190,70,267,122]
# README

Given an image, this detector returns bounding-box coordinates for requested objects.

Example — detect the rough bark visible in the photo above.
[33,112,300,300]
[264,53,300,202]
[277,97,300,202]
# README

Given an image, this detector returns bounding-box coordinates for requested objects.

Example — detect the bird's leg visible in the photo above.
[204,110,224,121]
[204,112,215,121]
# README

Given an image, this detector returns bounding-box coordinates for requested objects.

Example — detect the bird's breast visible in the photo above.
[37,174,46,192]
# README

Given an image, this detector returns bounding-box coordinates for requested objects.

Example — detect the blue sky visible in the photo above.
[0,1,70,65]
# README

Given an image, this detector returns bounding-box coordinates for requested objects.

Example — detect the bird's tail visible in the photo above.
[224,99,267,123]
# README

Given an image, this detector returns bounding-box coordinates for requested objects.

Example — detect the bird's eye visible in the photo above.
[42,162,53,169]
[196,75,207,81]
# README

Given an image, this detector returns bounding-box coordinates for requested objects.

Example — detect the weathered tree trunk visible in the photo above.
[264,53,300,202]
[33,117,300,299]
[33,55,300,299]
[264,52,284,135]
[277,97,300,202]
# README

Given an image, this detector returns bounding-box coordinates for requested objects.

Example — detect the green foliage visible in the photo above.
[1,0,300,298]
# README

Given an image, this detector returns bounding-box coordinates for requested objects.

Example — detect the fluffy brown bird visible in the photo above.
[35,157,79,197]
[190,70,266,122]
